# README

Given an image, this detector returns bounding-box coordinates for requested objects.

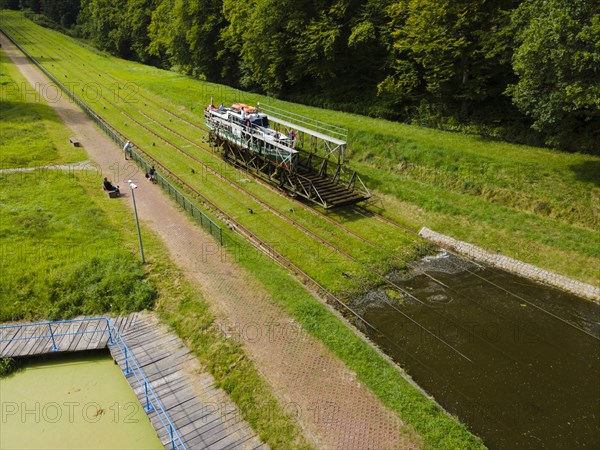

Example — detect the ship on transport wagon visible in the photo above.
[204,102,370,209]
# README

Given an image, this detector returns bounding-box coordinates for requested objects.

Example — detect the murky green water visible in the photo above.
[352,252,600,449]
[0,351,163,450]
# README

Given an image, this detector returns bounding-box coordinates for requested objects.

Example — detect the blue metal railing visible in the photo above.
[0,317,187,450]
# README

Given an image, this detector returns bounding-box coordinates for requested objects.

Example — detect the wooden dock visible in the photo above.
[109,313,265,449]
[0,313,266,450]
[0,317,126,358]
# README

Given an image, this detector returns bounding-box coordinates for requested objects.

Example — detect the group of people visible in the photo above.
[103,140,158,196]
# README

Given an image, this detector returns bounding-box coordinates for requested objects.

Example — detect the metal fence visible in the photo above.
[1,28,222,245]
[0,317,187,450]
[131,150,223,244]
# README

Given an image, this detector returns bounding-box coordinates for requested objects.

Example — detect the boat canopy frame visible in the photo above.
[258,103,348,165]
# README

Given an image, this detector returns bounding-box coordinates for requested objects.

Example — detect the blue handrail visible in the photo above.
[0,317,187,450]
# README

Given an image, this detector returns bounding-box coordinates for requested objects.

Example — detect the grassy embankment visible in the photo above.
[106,45,600,286]
[7,12,597,446]
[0,49,155,320]
[0,47,311,448]
[1,13,488,448]
[2,14,424,296]
[19,17,598,287]
[6,12,596,289]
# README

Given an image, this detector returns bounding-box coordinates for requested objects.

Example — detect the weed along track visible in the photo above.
[3,22,550,346]
[5,21,542,373]
[5,22,400,330]
[7,28,433,295]
[3,19,486,359]
[5,16,600,450]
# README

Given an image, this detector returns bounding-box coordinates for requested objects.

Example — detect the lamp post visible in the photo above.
[128,180,145,264]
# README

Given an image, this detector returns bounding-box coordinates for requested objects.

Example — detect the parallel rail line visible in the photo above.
[3,22,564,378]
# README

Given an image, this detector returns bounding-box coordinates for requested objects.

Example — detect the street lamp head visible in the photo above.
[130,183,138,189]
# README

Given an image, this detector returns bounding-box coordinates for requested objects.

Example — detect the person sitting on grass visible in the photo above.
[103,177,120,194]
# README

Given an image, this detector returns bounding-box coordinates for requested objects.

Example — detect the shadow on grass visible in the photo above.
[569,160,600,187]
[1,99,63,124]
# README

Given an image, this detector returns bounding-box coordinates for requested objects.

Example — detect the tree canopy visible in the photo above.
[508,0,600,151]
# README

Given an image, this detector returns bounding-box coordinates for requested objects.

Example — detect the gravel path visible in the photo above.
[2,33,420,449]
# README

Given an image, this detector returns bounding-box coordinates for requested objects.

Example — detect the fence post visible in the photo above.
[48,323,58,351]
[106,320,115,345]
[124,347,131,375]
[170,424,174,449]
[144,381,153,412]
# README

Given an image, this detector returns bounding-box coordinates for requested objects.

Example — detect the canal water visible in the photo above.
[351,252,600,449]
[0,351,163,449]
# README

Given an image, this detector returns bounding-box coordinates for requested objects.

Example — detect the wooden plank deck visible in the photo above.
[1,313,266,449]
[109,312,266,450]
[0,318,113,358]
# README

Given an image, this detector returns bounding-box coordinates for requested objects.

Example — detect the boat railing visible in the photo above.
[259,103,348,142]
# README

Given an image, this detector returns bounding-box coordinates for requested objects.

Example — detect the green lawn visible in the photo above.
[0,15,423,296]
[3,9,596,288]
[0,48,153,321]
[0,171,158,321]
[0,51,85,168]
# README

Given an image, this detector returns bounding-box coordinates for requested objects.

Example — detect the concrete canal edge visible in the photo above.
[419,227,600,303]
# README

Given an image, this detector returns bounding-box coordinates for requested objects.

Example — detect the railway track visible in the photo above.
[11,26,521,318]
[7,22,600,447]
[9,26,589,440]
[3,22,563,374]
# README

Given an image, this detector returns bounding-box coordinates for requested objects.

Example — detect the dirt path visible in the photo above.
[0,161,93,173]
[2,33,419,449]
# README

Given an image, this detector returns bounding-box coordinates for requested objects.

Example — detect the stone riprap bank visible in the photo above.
[419,227,600,302]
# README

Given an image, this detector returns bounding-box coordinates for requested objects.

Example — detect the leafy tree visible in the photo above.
[508,0,600,152]
[77,0,120,51]
[41,0,80,28]
[221,0,309,94]
[290,0,392,111]
[18,0,41,12]
[123,0,156,63]
[379,0,519,121]
[13,0,597,151]
[147,0,226,78]
[15,0,80,28]
[77,0,155,61]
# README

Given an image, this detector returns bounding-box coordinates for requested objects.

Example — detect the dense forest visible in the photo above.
[3,0,599,154]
